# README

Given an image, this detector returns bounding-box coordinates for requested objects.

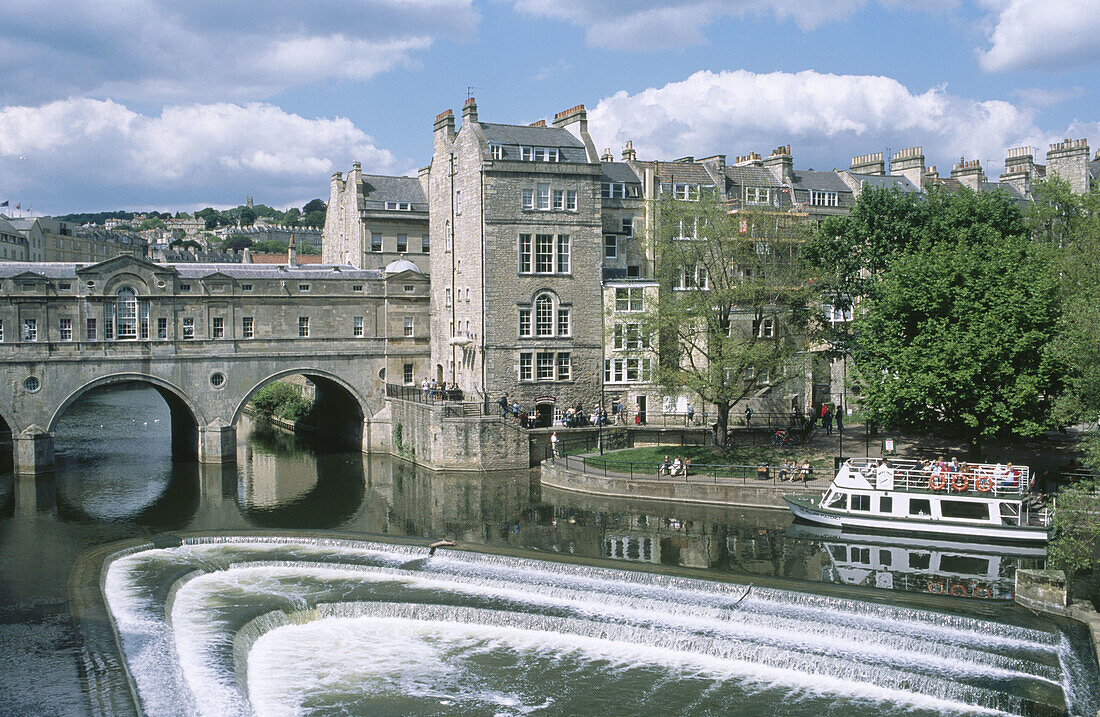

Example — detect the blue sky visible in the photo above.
[0,0,1097,215]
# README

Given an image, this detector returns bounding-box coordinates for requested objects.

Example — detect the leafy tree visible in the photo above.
[225,236,254,252]
[253,239,287,253]
[298,243,320,255]
[302,198,326,214]
[641,196,815,447]
[282,207,301,226]
[1049,477,1100,580]
[238,207,257,226]
[301,210,326,228]
[1026,176,1084,246]
[195,207,226,230]
[852,230,1060,456]
[138,217,165,230]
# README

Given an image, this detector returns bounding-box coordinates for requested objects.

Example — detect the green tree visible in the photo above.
[253,239,287,253]
[282,207,301,226]
[238,207,257,227]
[138,217,165,230]
[301,210,326,228]
[225,235,254,252]
[302,198,326,214]
[195,207,225,230]
[852,230,1060,455]
[642,196,814,447]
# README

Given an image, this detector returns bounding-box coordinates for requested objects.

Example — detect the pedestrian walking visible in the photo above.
[686,402,695,424]
[499,394,509,418]
[550,431,559,457]
[824,405,833,435]
[835,405,844,433]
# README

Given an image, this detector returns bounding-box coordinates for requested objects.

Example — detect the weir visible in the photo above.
[100,536,1100,716]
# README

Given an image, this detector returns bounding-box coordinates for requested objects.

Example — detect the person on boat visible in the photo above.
[660,455,672,475]
[1003,463,1019,487]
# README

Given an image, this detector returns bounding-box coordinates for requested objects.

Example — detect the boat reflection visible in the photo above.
[786,523,1047,601]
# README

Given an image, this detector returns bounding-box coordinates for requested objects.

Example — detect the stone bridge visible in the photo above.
[0,256,431,473]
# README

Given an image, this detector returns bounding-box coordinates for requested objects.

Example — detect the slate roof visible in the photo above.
[358,174,427,210]
[0,261,381,281]
[480,122,590,163]
[651,161,716,185]
[600,162,641,184]
[0,217,21,237]
[725,165,781,187]
[790,170,852,192]
[848,173,921,193]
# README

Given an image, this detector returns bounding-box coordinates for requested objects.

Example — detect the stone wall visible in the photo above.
[388,397,530,471]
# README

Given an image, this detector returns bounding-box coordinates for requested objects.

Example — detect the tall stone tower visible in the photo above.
[1046,138,1090,194]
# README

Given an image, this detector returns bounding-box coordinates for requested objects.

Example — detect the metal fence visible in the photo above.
[552,453,828,489]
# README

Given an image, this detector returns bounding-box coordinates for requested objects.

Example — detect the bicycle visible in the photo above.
[771,428,800,447]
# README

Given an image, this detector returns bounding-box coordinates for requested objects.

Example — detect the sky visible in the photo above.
[0,0,1097,215]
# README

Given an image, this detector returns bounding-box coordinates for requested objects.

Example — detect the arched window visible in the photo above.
[116,287,137,339]
[535,294,553,336]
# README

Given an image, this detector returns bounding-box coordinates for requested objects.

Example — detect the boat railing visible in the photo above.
[844,457,1029,498]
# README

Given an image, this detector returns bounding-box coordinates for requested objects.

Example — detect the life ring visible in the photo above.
[972,585,991,599]
[974,476,993,492]
[951,474,970,492]
[950,584,968,597]
[927,580,946,594]
[928,474,947,491]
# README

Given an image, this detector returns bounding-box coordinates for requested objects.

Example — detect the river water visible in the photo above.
[0,386,1097,715]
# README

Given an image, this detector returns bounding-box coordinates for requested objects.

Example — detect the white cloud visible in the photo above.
[978,0,1100,72]
[1012,86,1087,108]
[0,0,478,103]
[509,0,949,48]
[588,70,1040,176]
[0,98,395,213]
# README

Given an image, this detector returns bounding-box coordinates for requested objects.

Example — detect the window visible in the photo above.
[556,235,570,273]
[241,284,253,291]
[557,353,572,381]
[445,287,452,307]
[86,318,96,340]
[298,317,309,338]
[535,295,553,336]
[299,283,310,292]
[553,189,564,211]
[421,236,430,253]
[445,221,452,252]
[752,318,776,338]
[59,318,72,341]
[371,232,382,252]
[403,363,414,384]
[940,501,989,520]
[519,352,533,381]
[536,352,554,380]
[621,217,633,237]
[242,316,254,339]
[810,191,839,207]
[605,235,617,259]
[182,317,194,339]
[522,189,535,210]
[518,309,531,337]
[105,317,114,339]
[403,317,414,337]
[673,183,700,201]
[825,492,848,510]
[0,319,3,342]
[824,301,853,324]
[385,201,412,211]
[851,494,871,511]
[354,284,364,292]
[352,316,363,337]
[180,284,191,291]
[157,317,167,340]
[557,308,570,336]
[909,498,931,516]
[615,287,644,312]
[116,287,137,339]
[602,182,626,199]
[59,283,71,290]
[490,144,503,160]
[604,357,651,383]
[565,190,577,211]
[212,317,224,339]
[455,190,462,215]
[536,184,550,211]
[535,234,554,273]
[521,146,558,162]
[744,187,772,204]
[397,234,408,253]
[677,265,708,290]
[879,496,893,514]
[614,323,648,350]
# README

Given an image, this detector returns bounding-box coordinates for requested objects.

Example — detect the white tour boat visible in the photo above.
[784,457,1051,543]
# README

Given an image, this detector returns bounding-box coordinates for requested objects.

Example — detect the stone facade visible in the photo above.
[0,254,430,473]
[6,216,146,263]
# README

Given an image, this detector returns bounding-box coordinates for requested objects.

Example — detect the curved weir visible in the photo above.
[102,536,1097,716]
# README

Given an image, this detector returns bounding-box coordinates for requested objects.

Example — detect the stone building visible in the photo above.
[6,216,147,263]
[0,217,30,261]
[426,99,605,424]
[323,163,430,273]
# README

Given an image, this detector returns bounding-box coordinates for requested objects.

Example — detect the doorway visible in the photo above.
[637,395,647,425]
[535,402,554,428]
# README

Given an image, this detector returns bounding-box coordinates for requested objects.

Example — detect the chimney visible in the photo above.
[734,152,762,167]
[890,147,925,189]
[242,247,251,264]
[1000,146,1036,197]
[434,108,455,139]
[601,147,613,162]
[950,157,986,190]
[923,165,939,189]
[699,154,726,183]
[552,104,598,162]
[462,96,478,125]
[763,145,793,185]
[1046,138,1090,194]
[528,119,546,127]
[621,141,636,162]
[352,160,361,176]
[288,233,296,267]
[849,152,885,176]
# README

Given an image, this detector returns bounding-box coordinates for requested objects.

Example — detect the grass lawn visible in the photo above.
[587,443,837,472]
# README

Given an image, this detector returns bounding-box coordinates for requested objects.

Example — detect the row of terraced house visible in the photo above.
[324,98,1100,427]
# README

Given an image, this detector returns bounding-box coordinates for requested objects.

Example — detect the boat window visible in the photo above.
[908,552,931,570]
[828,545,846,562]
[999,502,1020,526]
[879,550,892,566]
[879,496,892,514]
[939,555,988,575]
[852,547,870,564]
[826,492,848,510]
[851,494,871,511]
[909,498,931,516]
[941,500,989,520]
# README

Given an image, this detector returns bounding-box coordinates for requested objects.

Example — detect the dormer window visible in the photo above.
[602,183,626,199]
[811,191,839,207]
[673,183,700,201]
[520,146,558,162]
[490,144,503,160]
[385,201,413,211]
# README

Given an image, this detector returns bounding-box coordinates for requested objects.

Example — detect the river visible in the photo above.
[0,386,1096,715]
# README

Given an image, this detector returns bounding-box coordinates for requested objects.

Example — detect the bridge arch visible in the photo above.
[48,373,207,434]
